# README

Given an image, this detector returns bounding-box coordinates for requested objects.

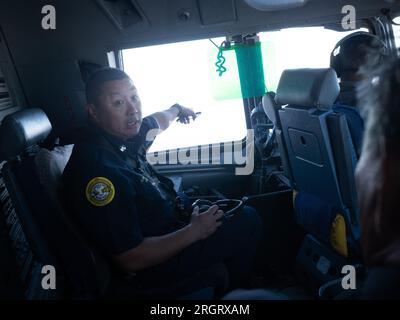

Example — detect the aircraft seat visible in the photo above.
[275,68,361,292]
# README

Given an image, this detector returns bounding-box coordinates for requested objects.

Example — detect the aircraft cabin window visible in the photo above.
[122,27,367,153]
[122,37,247,153]
[259,27,369,91]
[392,16,400,49]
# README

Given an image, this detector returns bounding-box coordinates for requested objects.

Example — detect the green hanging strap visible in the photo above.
[215,42,227,76]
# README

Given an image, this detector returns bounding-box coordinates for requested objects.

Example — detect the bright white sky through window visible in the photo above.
[123,37,246,152]
[259,27,367,91]
[392,16,400,48]
[122,27,366,152]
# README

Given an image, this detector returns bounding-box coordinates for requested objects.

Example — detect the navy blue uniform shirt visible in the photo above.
[61,117,181,256]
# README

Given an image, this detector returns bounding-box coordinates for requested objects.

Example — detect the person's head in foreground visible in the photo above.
[85,67,142,140]
[356,56,400,267]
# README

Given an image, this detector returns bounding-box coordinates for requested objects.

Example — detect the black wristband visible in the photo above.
[171,103,183,116]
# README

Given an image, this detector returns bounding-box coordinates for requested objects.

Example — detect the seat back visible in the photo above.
[275,69,361,290]
[279,105,343,207]
[276,68,339,211]
[34,145,74,204]
[0,108,109,299]
[276,68,360,245]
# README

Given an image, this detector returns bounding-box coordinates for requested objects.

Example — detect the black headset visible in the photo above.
[191,198,245,221]
[330,31,387,78]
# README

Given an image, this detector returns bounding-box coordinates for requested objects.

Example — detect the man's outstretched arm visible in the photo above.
[150,103,198,131]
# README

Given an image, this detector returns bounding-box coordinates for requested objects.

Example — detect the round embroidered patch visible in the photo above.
[85,177,115,206]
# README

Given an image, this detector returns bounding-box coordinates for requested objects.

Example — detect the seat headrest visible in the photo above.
[262,92,278,125]
[0,108,52,161]
[276,68,340,108]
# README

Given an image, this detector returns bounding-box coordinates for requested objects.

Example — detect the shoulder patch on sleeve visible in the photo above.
[86,177,115,206]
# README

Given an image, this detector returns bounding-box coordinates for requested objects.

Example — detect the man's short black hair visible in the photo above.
[85,67,130,105]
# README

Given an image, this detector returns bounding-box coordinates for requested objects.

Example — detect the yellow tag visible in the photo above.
[85,177,115,207]
[330,213,348,258]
